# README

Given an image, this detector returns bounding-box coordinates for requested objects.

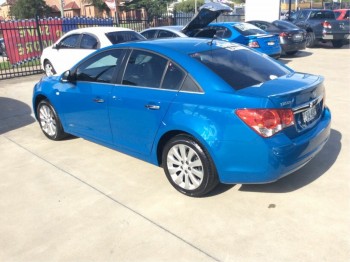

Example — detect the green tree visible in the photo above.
[83,0,110,14]
[123,0,173,21]
[174,0,205,13]
[10,0,51,19]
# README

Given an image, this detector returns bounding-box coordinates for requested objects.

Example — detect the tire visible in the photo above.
[37,100,67,141]
[305,31,316,48]
[44,60,56,76]
[332,40,343,48]
[162,134,219,197]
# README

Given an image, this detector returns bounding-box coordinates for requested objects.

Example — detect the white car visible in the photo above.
[41,27,145,76]
[140,26,187,39]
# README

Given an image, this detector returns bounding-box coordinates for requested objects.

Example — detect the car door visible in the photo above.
[50,33,99,74]
[59,48,125,144]
[109,49,185,156]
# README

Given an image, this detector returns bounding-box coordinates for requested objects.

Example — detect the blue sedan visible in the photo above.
[192,22,282,59]
[32,38,331,197]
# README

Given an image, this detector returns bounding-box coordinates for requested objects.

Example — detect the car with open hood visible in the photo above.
[33,37,331,197]
[141,2,282,58]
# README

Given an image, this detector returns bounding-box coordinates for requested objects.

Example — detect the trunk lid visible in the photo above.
[181,2,232,34]
[238,73,326,136]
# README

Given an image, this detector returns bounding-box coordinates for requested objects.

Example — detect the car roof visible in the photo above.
[142,26,183,32]
[110,37,244,55]
[141,26,187,37]
[65,26,134,35]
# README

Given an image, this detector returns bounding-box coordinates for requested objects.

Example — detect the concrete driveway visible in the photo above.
[1,44,349,262]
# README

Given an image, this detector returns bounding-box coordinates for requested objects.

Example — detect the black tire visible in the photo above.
[162,134,219,197]
[44,60,56,76]
[305,31,316,48]
[37,100,67,140]
[285,51,298,56]
[332,40,343,48]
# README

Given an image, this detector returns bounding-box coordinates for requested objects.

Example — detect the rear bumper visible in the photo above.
[322,33,350,40]
[281,41,306,52]
[215,107,331,184]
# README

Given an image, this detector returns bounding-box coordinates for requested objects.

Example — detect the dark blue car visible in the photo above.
[32,38,331,197]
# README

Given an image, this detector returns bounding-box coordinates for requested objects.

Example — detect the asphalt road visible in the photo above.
[0,44,349,262]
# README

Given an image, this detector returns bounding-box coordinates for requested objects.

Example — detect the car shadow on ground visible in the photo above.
[239,129,341,193]
[279,50,313,64]
[0,97,35,135]
[207,129,341,196]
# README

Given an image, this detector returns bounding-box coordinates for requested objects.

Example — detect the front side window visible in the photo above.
[190,45,291,90]
[58,34,80,48]
[75,49,124,83]
[122,50,167,88]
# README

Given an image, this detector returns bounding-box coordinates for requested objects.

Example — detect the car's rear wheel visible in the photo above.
[44,60,56,76]
[37,100,67,140]
[305,31,316,48]
[162,134,219,197]
[332,40,343,48]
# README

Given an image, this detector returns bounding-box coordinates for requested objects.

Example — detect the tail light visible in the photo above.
[279,32,289,37]
[236,109,295,138]
[322,21,332,29]
[248,41,260,48]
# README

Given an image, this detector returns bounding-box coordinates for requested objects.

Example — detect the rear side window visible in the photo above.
[161,62,185,90]
[80,34,98,49]
[141,30,158,39]
[122,50,167,88]
[106,31,145,44]
[190,46,291,90]
[158,30,178,38]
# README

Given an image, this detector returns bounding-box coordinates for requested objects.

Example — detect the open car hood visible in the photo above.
[181,2,233,34]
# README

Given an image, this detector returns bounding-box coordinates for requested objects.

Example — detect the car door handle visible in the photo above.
[145,104,160,110]
[93,98,104,103]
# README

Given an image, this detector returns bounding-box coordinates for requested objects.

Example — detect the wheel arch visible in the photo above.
[33,94,48,119]
[156,130,188,167]
[155,129,216,168]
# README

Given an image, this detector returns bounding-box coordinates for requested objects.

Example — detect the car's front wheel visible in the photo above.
[162,135,219,197]
[37,100,67,140]
[44,60,56,76]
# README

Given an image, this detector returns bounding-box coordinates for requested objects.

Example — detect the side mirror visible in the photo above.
[61,70,76,83]
[54,43,61,50]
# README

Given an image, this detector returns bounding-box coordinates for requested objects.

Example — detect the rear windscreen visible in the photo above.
[190,45,291,90]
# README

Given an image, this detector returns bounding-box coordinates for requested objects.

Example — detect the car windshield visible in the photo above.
[272,20,300,30]
[106,31,145,44]
[190,44,290,90]
[232,23,266,36]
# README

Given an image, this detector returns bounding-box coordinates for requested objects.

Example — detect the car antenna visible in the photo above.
[208,35,217,46]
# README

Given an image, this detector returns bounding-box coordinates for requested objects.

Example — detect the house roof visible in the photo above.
[64,1,80,10]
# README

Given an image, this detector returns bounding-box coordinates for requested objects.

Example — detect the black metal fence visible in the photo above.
[0,12,244,80]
